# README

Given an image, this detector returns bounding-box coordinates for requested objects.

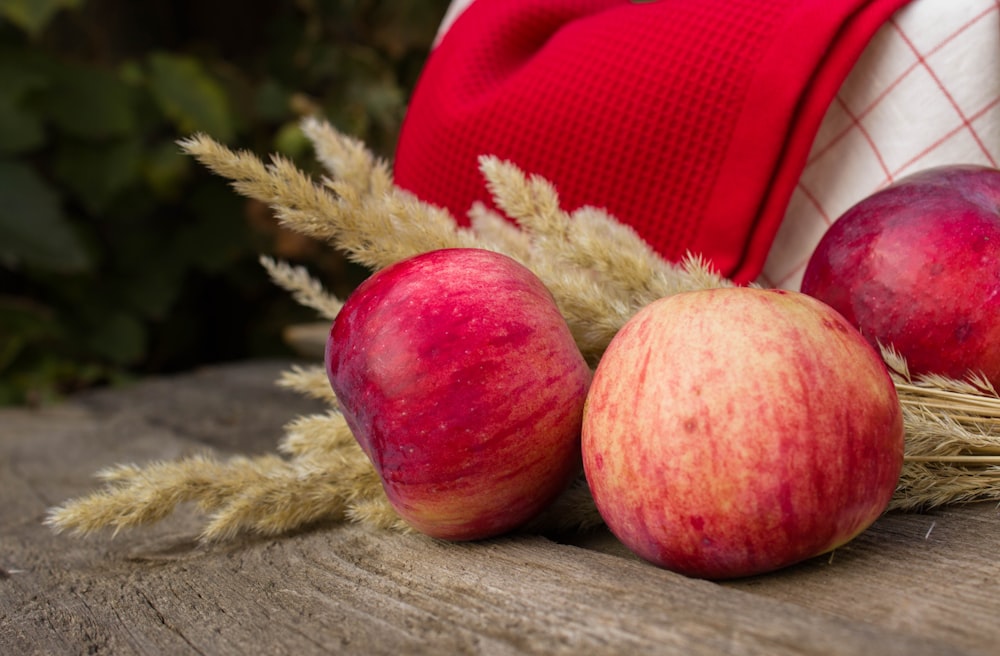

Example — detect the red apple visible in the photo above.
[326,248,592,540]
[582,287,904,580]
[801,164,1000,385]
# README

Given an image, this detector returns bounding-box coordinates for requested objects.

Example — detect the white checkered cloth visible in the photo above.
[762,0,1000,289]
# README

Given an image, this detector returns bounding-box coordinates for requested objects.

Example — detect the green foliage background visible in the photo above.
[0,0,450,404]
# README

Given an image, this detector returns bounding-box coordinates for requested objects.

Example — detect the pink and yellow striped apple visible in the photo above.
[582,287,904,579]
[326,248,592,540]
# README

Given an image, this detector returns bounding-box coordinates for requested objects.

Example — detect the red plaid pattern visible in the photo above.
[761,0,1000,289]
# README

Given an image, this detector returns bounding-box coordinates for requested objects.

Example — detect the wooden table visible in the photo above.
[3,360,998,655]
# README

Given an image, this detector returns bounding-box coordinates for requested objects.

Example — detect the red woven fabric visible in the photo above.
[393,0,915,283]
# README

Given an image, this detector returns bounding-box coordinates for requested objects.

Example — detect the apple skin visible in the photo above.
[582,288,904,580]
[326,248,592,541]
[801,164,1000,385]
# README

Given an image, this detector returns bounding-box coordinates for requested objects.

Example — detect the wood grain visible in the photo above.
[2,360,997,655]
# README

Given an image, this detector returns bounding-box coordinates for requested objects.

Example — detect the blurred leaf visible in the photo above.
[0,93,45,154]
[52,137,142,214]
[102,218,187,320]
[0,296,56,370]
[118,60,144,86]
[0,0,80,37]
[372,2,444,58]
[0,159,90,271]
[116,265,183,320]
[0,95,45,153]
[356,77,405,129]
[209,63,254,138]
[84,310,146,364]
[0,50,47,153]
[35,61,138,139]
[273,121,310,159]
[0,295,55,333]
[0,47,48,95]
[142,139,192,200]
[147,52,235,142]
[254,78,292,122]
[181,183,250,272]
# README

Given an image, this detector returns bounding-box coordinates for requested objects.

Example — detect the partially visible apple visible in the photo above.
[326,248,592,540]
[801,164,1000,385]
[582,287,904,580]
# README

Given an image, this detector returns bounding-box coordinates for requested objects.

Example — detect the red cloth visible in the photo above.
[393,0,915,284]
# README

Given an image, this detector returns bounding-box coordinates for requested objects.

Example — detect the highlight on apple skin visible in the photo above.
[582,287,905,580]
[801,164,1000,386]
[326,248,592,541]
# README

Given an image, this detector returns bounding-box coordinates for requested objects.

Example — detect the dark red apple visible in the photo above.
[326,248,592,540]
[801,164,1000,385]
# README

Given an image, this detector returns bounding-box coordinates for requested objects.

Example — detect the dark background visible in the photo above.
[0,0,451,404]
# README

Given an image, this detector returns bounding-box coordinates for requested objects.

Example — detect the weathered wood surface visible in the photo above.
[2,360,998,655]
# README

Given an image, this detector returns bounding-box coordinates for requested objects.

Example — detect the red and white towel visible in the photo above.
[763,0,1000,289]
[393,0,1000,288]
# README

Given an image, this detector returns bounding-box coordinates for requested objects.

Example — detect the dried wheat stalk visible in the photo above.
[46,119,1000,543]
[260,255,343,321]
[882,348,1000,510]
